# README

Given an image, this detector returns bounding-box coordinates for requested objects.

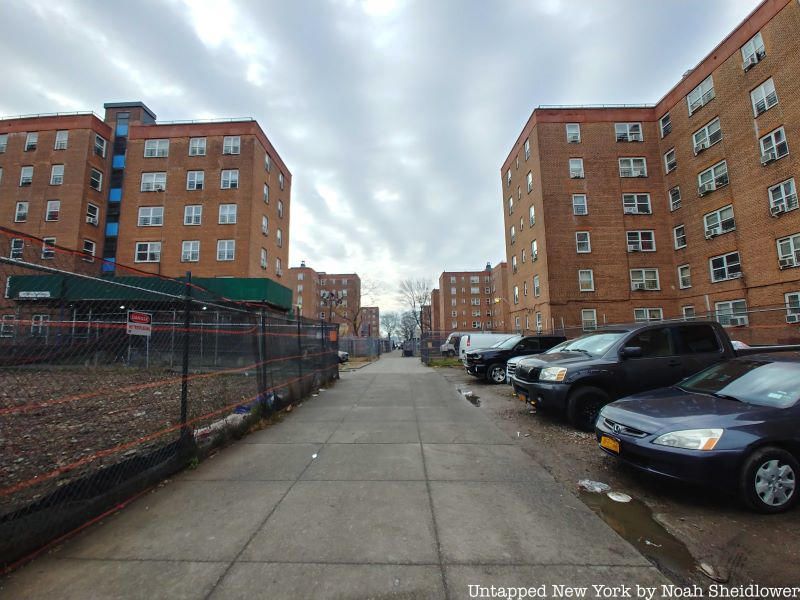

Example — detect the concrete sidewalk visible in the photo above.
[2,353,666,599]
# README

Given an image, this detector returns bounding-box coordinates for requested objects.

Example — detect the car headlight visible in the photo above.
[539,367,567,382]
[472,354,482,360]
[653,428,723,451]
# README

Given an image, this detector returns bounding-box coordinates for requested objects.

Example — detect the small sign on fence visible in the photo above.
[126,310,153,336]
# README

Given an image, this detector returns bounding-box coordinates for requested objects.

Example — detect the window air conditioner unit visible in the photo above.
[761,151,777,165]
[787,313,800,324]
[570,171,584,179]
[694,141,708,155]
[623,206,637,215]
[627,244,640,252]
[770,203,786,217]
[779,257,795,270]
[698,183,712,196]
[728,316,747,327]
[630,133,643,142]
[532,253,538,261]
[632,282,645,290]
[154,184,165,192]
[704,227,720,239]
[743,55,759,71]
[728,272,743,279]
[86,216,98,225]
[634,169,647,178]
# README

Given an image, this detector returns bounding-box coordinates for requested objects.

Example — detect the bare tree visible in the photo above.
[380,311,401,340]
[397,278,431,330]
[400,311,418,341]
[331,279,386,337]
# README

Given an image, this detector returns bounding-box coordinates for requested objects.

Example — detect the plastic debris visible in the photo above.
[523,433,531,437]
[607,491,632,503]
[643,539,662,548]
[578,479,611,494]
[312,393,319,397]
[517,432,521,438]
[311,453,318,459]
[698,562,727,583]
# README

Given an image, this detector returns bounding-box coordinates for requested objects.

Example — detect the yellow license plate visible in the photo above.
[600,436,620,454]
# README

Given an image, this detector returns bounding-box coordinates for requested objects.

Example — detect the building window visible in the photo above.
[785,292,800,322]
[218,204,238,224]
[630,268,660,290]
[669,187,682,211]
[622,193,651,215]
[86,203,99,226]
[94,135,107,157]
[524,138,530,160]
[0,167,3,185]
[659,113,672,137]
[510,225,516,244]
[450,286,456,295]
[217,239,235,261]
[186,170,205,190]
[264,154,272,172]
[678,264,691,289]
[189,137,207,156]
[687,75,715,115]
[526,171,533,192]
[1,313,16,338]
[41,238,56,260]
[529,205,535,226]
[582,309,597,331]
[278,200,284,218]
[566,123,580,143]
[674,225,687,249]
[223,136,241,155]
[578,269,594,292]
[615,123,642,142]
[618,157,646,177]
[697,160,728,195]
[260,248,268,269]
[49,164,64,185]
[506,169,511,187]
[279,172,285,190]
[511,255,517,273]
[693,117,722,154]
[633,308,663,323]
[261,215,269,235]
[277,228,283,247]
[262,183,270,204]
[760,127,789,164]
[522,281,527,296]
[663,148,677,173]
[181,240,200,262]
[512,286,519,304]
[777,233,800,269]
[569,158,584,178]
[572,194,587,215]
[507,196,514,216]
[25,132,38,151]
[31,315,50,337]
[54,130,69,150]
[144,139,169,157]
[709,252,742,282]
[741,31,765,69]
[276,257,282,274]
[45,200,61,222]
[626,230,655,252]
[715,299,748,326]
[138,206,164,227]
[19,166,33,186]
[575,231,591,253]
[82,239,96,262]
[0,133,7,152]
[531,239,538,260]
[221,169,239,189]
[135,241,161,263]
[769,178,798,215]
[751,78,778,116]
[15,202,29,222]
[184,205,202,225]
[703,205,735,237]
[141,172,166,192]
[682,306,696,320]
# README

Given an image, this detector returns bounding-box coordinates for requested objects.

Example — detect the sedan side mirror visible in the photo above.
[620,346,643,359]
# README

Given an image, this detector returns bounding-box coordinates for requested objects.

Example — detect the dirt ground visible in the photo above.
[437,366,800,588]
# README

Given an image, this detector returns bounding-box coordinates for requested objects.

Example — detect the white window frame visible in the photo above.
[693,117,722,154]
[529,205,535,226]
[45,200,61,222]
[630,268,660,291]
[264,154,272,172]
[90,168,103,191]
[184,205,202,225]
[181,240,200,263]
[626,230,655,252]
[508,197,514,215]
[769,178,798,214]
[41,237,56,260]
[223,136,241,155]
[663,148,677,173]
[54,130,68,150]
[581,309,597,331]
[140,172,166,192]
[186,170,205,190]
[221,169,239,189]
[777,233,800,268]
[634,308,663,322]
[279,172,285,190]
[678,264,691,289]
[618,157,647,178]
[82,239,96,262]
[760,127,789,163]
[575,231,591,253]
[135,241,161,263]
[217,239,235,261]
[569,158,584,179]
[506,169,511,187]
[578,269,594,292]
[669,186,682,211]
[572,194,587,216]
[513,286,519,305]
[144,139,169,158]
[703,205,735,237]
[0,133,8,153]
[709,252,742,282]
[751,78,778,116]
[687,75,715,115]
[15,201,29,222]
[25,132,38,151]
[261,215,269,235]
[86,203,99,226]
[698,161,728,194]
[682,306,696,320]
[218,204,238,224]
[741,32,765,69]
[278,200,284,219]
[0,314,16,337]
[785,292,800,320]
[526,171,533,192]
[615,122,642,142]
[20,166,33,186]
[260,248,268,270]
[622,193,651,215]
[659,113,672,138]
[533,275,541,297]
[94,134,107,158]
[189,137,207,156]
[532,239,538,261]
[277,228,283,248]
[510,225,516,245]
[137,206,164,227]
[715,299,748,326]
[566,123,581,143]
[674,225,687,249]
[49,164,65,186]
[524,138,531,160]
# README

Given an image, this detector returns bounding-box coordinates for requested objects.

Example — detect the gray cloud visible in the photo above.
[0,0,759,309]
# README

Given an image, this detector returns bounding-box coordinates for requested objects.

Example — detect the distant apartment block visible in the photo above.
[431,262,510,332]
[289,261,366,336]
[501,0,800,340]
[359,306,380,337]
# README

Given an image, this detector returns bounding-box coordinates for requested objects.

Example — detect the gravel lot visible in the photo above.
[437,366,800,588]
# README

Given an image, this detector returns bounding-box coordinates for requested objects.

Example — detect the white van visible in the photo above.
[459,333,515,362]
[440,331,469,357]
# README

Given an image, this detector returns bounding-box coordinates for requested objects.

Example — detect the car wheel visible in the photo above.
[446,350,455,358]
[487,364,506,384]
[566,386,609,431]
[740,447,799,513]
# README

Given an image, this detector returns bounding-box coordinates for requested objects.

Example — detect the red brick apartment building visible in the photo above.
[359,306,380,337]
[431,262,510,333]
[502,0,800,342]
[0,101,290,283]
[288,262,364,335]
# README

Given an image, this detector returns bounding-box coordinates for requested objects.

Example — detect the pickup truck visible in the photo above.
[510,320,791,431]
[464,334,566,383]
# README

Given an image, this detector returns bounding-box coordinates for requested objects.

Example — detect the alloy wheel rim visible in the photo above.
[755,459,796,507]
[491,367,505,383]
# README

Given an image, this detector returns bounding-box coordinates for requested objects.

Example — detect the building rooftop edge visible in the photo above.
[103,101,157,120]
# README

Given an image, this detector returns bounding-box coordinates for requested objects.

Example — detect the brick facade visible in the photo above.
[433,263,510,333]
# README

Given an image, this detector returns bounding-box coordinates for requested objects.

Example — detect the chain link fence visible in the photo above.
[0,228,338,572]
[338,336,383,359]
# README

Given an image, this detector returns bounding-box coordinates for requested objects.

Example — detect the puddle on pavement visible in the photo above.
[579,490,698,583]
[457,388,481,407]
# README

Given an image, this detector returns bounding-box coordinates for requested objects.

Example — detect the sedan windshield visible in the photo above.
[545,332,626,356]
[680,359,800,408]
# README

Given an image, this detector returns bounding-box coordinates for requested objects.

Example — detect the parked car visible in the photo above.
[511,320,741,431]
[464,334,566,383]
[337,350,349,363]
[596,353,800,513]
[458,333,515,361]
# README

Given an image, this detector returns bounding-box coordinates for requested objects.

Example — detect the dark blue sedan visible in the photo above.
[595,353,800,513]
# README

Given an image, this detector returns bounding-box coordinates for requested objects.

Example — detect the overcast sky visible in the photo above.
[0,0,759,311]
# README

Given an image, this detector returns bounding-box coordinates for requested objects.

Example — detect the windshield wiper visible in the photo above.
[711,392,741,402]
[563,348,591,355]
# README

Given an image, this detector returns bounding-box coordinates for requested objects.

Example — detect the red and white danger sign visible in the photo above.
[126,310,153,336]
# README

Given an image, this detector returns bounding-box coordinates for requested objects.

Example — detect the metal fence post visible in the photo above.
[297,316,303,390]
[180,272,192,439]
